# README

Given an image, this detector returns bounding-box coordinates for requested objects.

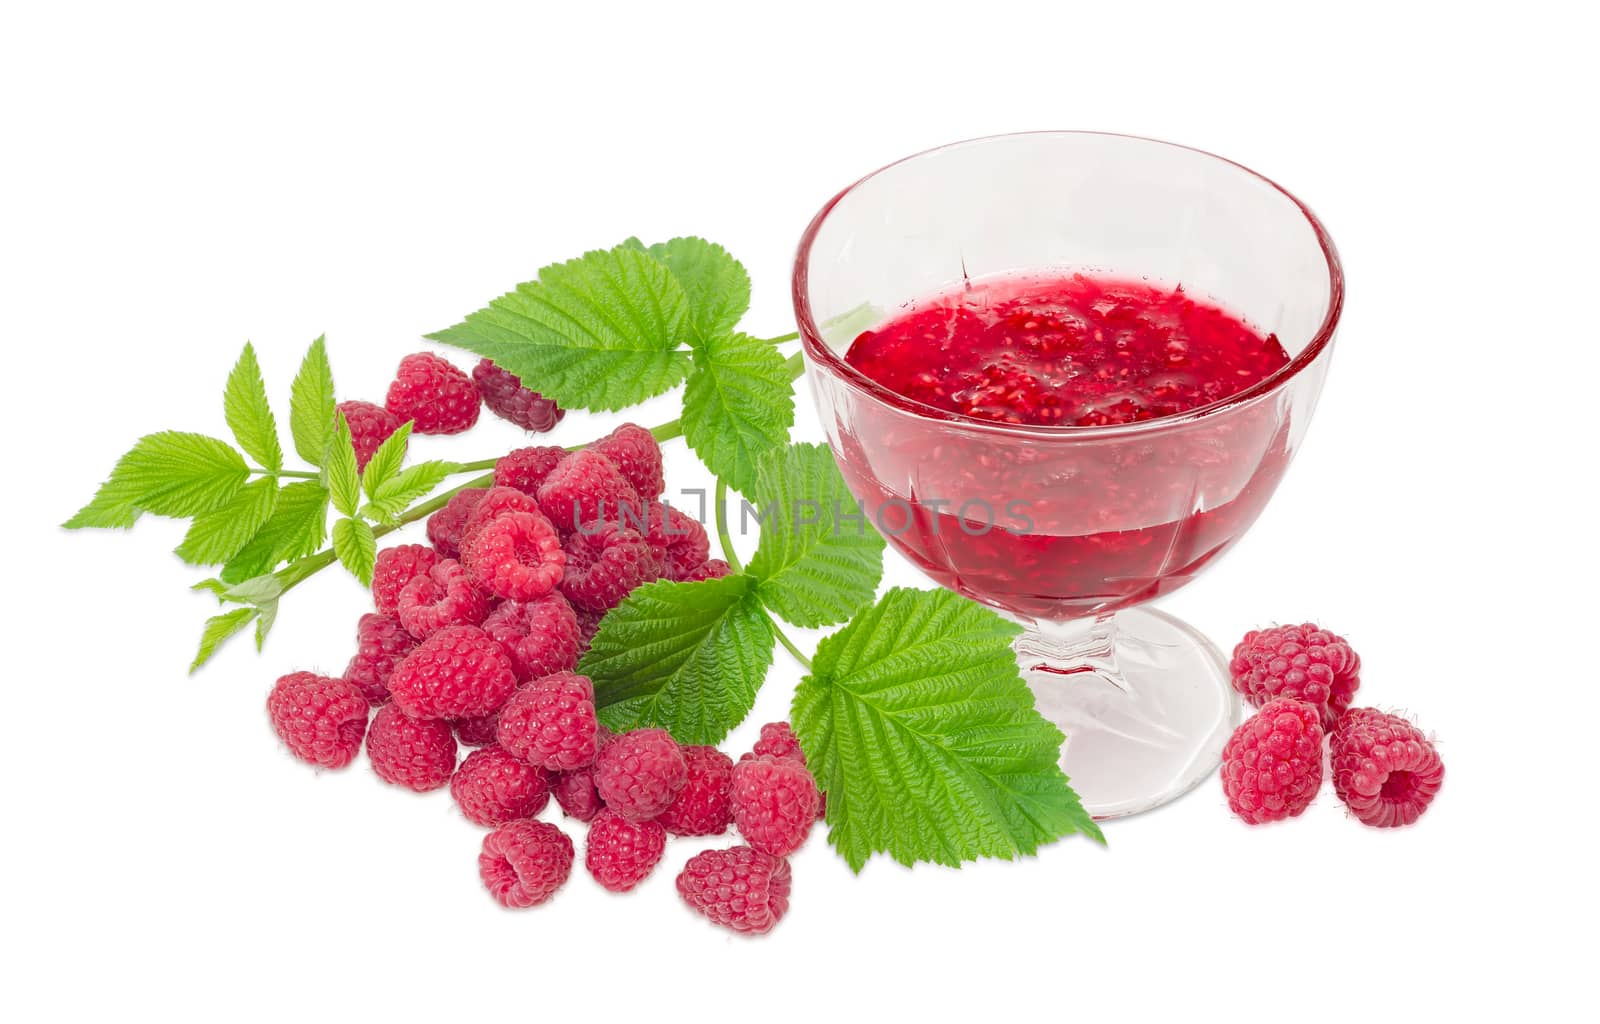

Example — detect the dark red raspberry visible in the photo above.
[640,503,710,581]
[427,488,486,559]
[494,445,567,496]
[453,713,500,747]
[387,625,517,720]
[462,510,566,602]
[481,594,583,681]
[479,820,573,909]
[593,728,688,822]
[590,423,664,500]
[366,702,457,791]
[536,450,641,534]
[266,671,368,769]
[384,352,480,435]
[451,745,552,826]
[677,847,791,935]
[396,558,490,639]
[747,721,805,764]
[658,745,734,837]
[680,559,733,582]
[337,400,403,473]
[1220,698,1324,824]
[584,809,667,892]
[574,606,603,650]
[1330,709,1444,828]
[371,544,441,616]
[1230,623,1362,729]
[472,359,564,433]
[461,486,541,547]
[342,613,416,705]
[550,726,613,822]
[561,522,657,612]
[731,754,818,857]
[495,672,598,771]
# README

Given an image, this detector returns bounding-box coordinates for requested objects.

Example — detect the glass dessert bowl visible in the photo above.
[794,131,1343,818]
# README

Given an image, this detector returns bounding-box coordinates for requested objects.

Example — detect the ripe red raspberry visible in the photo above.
[337,400,403,472]
[658,745,734,837]
[1230,623,1361,729]
[451,745,552,826]
[593,728,688,822]
[640,503,710,580]
[371,544,441,616]
[1220,698,1324,824]
[1330,709,1444,828]
[746,721,805,764]
[461,510,566,602]
[731,754,819,857]
[536,450,641,534]
[460,485,541,547]
[493,445,566,496]
[479,820,573,909]
[482,593,583,681]
[342,613,416,705]
[266,671,368,769]
[387,625,517,720]
[590,423,664,501]
[550,726,612,822]
[676,847,791,935]
[427,488,486,559]
[366,702,458,791]
[453,713,500,747]
[680,559,732,582]
[561,522,657,612]
[384,352,480,435]
[472,359,564,433]
[495,671,599,771]
[574,606,603,650]
[396,558,490,639]
[584,808,667,892]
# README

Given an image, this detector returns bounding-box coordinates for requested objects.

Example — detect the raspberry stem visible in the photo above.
[714,480,812,670]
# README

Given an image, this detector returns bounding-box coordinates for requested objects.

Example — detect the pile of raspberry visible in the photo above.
[1220,622,1445,828]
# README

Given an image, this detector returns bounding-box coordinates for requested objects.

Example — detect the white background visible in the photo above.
[3,2,1595,1020]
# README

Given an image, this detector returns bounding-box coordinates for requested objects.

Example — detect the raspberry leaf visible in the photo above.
[219,480,330,584]
[324,412,361,518]
[427,244,692,412]
[361,460,460,525]
[582,575,775,745]
[191,607,259,673]
[254,597,279,650]
[792,588,1102,872]
[289,335,336,467]
[174,477,280,566]
[359,421,413,499]
[224,342,283,474]
[747,443,884,627]
[626,236,751,344]
[681,333,795,494]
[332,516,377,585]
[65,431,250,528]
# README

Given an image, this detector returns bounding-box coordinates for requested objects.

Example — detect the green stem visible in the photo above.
[714,480,811,670]
[764,330,799,345]
[253,468,321,480]
[768,616,813,670]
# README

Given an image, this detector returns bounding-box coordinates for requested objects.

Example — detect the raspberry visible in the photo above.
[337,400,403,472]
[574,606,604,650]
[396,558,490,639]
[658,745,734,837]
[366,702,458,791]
[472,359,564,433]
[676,847,791,935]
[593,728,687,822]
[584,809,667,892]
[495,672,598,771]
[342,613,415,705]
[371,544,441,616]
[561,522,657,612]
[730,755,819,857]
[384,352,480,435]
[266,671,368,769]
[479,821,573,909]
[1220,698,1324,824]
[460,485,541,547]
[747,721,805,764]
[1330,709,1444,828]
[1230,623,1362,729]
[453,713,500,747]
[536,449,642,534]
[461,510,565,602]
[640,503,710,581]
[552,768,605,822]
[590,423,664,500]
[680,559,732,582]
[387,625,517,720]
[427,488,486,559]
[451,745,552,826]
[481,594,583,681]
[493,445,566,496]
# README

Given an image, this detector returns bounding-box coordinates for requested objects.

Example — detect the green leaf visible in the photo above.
[324,412,361,517]
[638,237,751,344]
[174,477,280,566]
[681,332,795,494]
[361,460,458,524]
[583,576,775,745]
[332,517,377,585]
[792,588,1102,872]
[64,432,248,527]
[289,335,336,467]
[747,443,884,628]
[359,421,413,498]
[219,480,330,584]
[223,342,282,473]
[221,574,284,605]
[254,598,279,651]
[191,607,258,673]
[427,243,692,411]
